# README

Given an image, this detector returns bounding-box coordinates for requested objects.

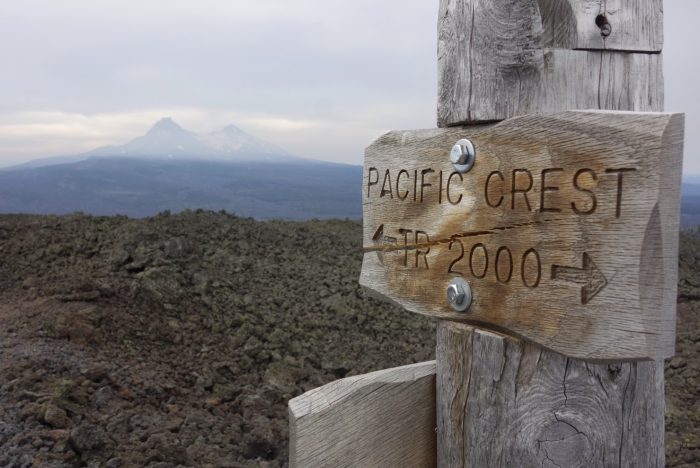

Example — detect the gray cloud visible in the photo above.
[0,1,696,172]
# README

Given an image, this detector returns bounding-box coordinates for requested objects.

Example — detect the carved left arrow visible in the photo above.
[371,224,397,264]
[551,253,608,305]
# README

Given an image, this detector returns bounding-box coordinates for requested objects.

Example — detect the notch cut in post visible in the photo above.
[437,0,664,126]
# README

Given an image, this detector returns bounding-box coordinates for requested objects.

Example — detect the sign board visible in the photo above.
[360,111,684,360]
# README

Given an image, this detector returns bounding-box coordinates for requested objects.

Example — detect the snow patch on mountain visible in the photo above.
[201,124,288,156]
[7,118,294,170]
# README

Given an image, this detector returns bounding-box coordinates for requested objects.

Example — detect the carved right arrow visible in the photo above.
[551,253,608,305]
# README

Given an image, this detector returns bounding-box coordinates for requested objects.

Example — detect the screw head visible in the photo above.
[450,139,475,173]
[600,23,612,37]
[446,278,472,312]
[447,283,464,304]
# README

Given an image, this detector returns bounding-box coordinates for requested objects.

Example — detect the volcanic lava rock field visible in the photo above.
[0,211,697,467]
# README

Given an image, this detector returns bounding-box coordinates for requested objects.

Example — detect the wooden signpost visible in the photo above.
[361,110,683,360]
[290,0,683,466]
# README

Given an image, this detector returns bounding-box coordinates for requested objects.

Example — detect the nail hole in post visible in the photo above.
[595,14,612,37]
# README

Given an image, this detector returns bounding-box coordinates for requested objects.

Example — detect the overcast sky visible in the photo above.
[0,1,697,173]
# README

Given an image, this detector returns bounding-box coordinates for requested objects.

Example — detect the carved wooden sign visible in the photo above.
[360,111,684,360]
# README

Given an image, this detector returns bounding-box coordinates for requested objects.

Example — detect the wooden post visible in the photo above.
[436,1,667,466]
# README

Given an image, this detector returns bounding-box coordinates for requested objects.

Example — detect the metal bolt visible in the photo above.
[600,23,612,37]
[450,139,476,173]
[446,277,472,312]
[447,284,464,304]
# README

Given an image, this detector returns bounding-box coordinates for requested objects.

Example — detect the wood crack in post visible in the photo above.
[597,50,604,109]
[467,4,475,121]
[562,358,570,406]
[617,365,634,467]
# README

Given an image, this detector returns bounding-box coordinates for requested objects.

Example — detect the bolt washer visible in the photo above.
[450,139,476,173]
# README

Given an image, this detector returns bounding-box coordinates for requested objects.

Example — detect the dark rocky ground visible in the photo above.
[0,211,696,467]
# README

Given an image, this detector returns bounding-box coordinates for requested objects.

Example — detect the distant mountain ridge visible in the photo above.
[7,118,295,170]
[681,176,700,228]
[0,118,361,220]
[0,158,361,220]
[0,118,697,223]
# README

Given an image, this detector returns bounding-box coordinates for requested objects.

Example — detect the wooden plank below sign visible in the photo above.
[360,110,684,360]
[289,361,436,468]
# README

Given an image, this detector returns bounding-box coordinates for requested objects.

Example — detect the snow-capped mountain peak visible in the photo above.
[146,117,189,135]
[82,118,291,162]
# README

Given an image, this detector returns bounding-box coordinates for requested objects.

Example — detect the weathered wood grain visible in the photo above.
[437,0,664,125]
[436,322,665,467]
[289,361,437,468]
[431,1,672,466]
[360,110,683,360]
[537,0,663,51]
